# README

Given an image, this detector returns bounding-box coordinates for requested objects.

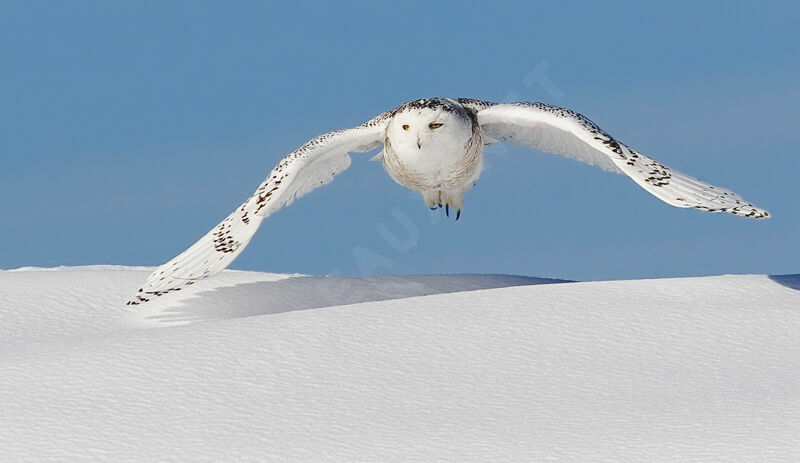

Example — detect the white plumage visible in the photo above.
[128,98,768,305]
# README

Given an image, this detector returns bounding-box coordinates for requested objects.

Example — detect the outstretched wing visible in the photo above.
[128,112,390,305]
[471,100,769,218]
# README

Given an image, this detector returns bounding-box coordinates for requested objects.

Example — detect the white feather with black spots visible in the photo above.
[127,112,389,305]
[475,102,769,218]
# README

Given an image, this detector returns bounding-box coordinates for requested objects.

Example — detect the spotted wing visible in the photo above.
[474,101,769,218]
[128,113,389,305]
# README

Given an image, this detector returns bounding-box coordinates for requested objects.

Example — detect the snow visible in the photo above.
[2,266,799,461]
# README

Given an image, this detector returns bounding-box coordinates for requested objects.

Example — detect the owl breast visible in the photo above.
[382,121,484,192]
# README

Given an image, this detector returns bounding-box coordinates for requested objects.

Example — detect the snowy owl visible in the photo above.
[128,98,768,305]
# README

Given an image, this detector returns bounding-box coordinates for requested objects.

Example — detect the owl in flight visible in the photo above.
[128,98,768,305]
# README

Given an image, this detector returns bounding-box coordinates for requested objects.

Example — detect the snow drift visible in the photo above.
[1,266,799,461]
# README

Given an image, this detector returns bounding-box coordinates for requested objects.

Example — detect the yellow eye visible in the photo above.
[402,124,409,131]
[429,122,443,129]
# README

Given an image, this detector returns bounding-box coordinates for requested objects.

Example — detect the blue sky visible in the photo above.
[1,1,798,281]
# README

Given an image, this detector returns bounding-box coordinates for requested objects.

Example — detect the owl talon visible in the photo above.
[456,209,461,221]
[445,204,450,217]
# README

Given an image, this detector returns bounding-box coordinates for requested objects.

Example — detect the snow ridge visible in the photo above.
[2,267,799,461]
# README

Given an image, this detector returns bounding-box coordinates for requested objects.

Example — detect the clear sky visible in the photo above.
[1,1,798,281]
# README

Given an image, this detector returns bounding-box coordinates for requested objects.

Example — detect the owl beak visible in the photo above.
[416,137,421,149]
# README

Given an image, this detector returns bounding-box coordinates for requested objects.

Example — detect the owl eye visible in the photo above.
[402,124,409,131]
[428,122,443,129]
